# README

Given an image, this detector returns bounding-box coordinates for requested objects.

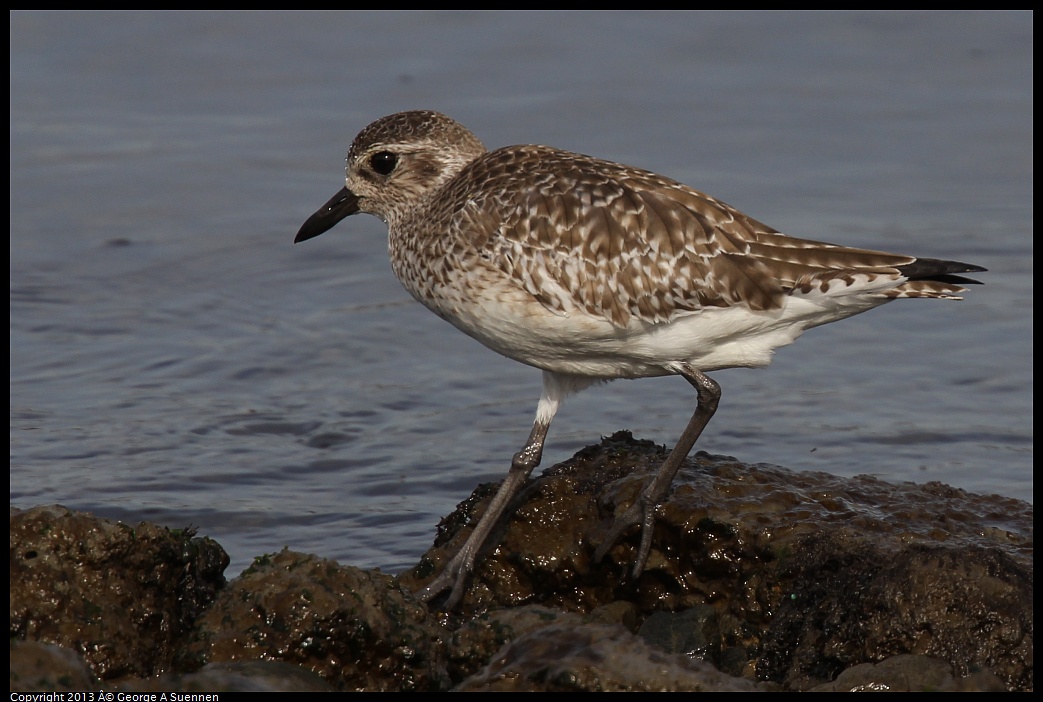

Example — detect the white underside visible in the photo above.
[419,273,891,380]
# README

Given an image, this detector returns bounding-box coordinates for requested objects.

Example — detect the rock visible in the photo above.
[456,621,761,691]
[808,654,1007,692]
[116,661,335,692]
[9,640,94,692]
[399,432,1033,690]
[10,504,228,680]
[9,433,1033,691]
[192,549,450,691]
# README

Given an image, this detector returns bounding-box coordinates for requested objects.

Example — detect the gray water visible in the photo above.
[10,11,1033,577]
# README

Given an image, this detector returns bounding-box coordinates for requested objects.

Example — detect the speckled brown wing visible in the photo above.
[451,145,942,328]
[449,145,770,328]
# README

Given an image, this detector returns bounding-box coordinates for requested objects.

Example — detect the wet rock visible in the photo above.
[448,604,586,681]
[192,549,450,691]
[456,621,762,691]
[808,654,1007,692]
[115,661,335,692]
[9,640,94,692]
[638,604,720,660]
[756,535,1031,690]
[9,433,1033,691]
[400,431,1033,690]
[10,504,228,680]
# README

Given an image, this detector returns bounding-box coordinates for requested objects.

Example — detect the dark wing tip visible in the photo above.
[897,257,987,286]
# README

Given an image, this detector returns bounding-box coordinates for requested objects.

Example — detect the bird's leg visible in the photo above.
[594,362,720,577]
[417,418,548,609]
[417,373,575,609]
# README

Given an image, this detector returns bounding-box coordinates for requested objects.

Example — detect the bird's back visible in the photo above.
[398,143,981,333]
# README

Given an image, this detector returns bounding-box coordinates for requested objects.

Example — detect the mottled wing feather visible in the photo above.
[452,145,955,327]
[455,147,766,326]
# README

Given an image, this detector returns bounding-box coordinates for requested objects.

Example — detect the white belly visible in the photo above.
[414,278,852,378]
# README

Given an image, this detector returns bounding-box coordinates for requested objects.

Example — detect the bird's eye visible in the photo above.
[369,151,398,176]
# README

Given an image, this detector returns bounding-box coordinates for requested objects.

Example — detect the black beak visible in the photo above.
[295,186,361,243]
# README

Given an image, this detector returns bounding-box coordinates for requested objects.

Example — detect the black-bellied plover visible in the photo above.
[295,110,985,609]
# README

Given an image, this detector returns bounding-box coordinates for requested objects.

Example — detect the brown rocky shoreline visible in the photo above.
[10,432,1033,691]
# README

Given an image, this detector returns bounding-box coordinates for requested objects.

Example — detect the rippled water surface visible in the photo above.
[11,11,1033,576]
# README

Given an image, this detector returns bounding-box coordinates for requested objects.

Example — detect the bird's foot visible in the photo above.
[594,495,659,579]
[415,549,474,610]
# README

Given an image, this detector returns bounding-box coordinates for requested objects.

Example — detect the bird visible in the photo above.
[294,110,985,609]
